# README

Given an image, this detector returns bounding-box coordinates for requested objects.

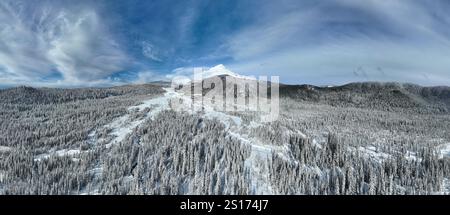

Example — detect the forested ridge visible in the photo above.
[280,82,450,113]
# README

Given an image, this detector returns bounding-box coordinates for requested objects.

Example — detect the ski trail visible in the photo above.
[103,88,174,148]
[240,136,275,194]
[228,130,294,194]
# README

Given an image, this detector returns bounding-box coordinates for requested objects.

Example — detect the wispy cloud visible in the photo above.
[141,41,162,62]
[223,0,450,86]
[0,0,128,86]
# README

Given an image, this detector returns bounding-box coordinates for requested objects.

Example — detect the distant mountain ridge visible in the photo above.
[280,82,450,113]
[0,84,164,105]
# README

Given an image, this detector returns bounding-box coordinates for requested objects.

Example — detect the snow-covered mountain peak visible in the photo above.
[200,64,240,79]
[172,64,251,85]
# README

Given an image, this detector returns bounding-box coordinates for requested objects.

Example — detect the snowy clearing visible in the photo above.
[438,143,450,159]
[34,149,81,161]
[0,146,11,152]
[348,146,392,163]
[405,151,422,162]
[91,88,174,148]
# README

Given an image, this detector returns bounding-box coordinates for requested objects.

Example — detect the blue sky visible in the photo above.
[1,0,450,87]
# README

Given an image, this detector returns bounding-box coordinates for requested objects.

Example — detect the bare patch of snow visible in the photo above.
[438,143,450,159]
[0,146,11,152]
[88,167,103,177]
[244,144,274,195]
[433,178,450,195]
[442,178,450,195]
[405,151,422,162]
[203,111,242,129]
[350,146,391,163]
[0,170,4,194]
[79,188,101,195]
[0,171,4,182]
[34,149,81,161]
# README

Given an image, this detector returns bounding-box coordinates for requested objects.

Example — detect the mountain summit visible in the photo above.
[198,64,242,79]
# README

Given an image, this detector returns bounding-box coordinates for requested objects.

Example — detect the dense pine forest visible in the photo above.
[0,82,449,194]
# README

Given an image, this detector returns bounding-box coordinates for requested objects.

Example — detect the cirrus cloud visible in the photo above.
[0,0,128,86]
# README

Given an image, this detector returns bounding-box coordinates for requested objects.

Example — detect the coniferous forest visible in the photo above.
[0,82,449,195]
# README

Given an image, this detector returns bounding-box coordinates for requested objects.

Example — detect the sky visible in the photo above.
[1,0,450,87]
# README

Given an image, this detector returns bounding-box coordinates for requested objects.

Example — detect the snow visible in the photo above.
[160,80,287,194]
[405,151,422,162]
[94,88,174,148]
[34,149,81,161]
[353,146,391,163]
[106,115,136,146]
[442,178,450,195]
[0,146,11,152]
[203,111,242,129]
[174,64,253,84]
[33,88,175,161]
[78,69,298,194]
[226,130,275,194]
[199,64,243,80]
[312,139,323,149]
[88,167,103,177]
[194,106,290,194]
[78,89,177,193]
[438,143,450,159]
[244,145,274,194]
[0,170,4,193]
[171,76,191,85]
[87,130,97,145]
[0,171,4,182]
[79,187,101,195]
[433,178,450,195]
[127,94,170,113]
[169,82,286,194]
